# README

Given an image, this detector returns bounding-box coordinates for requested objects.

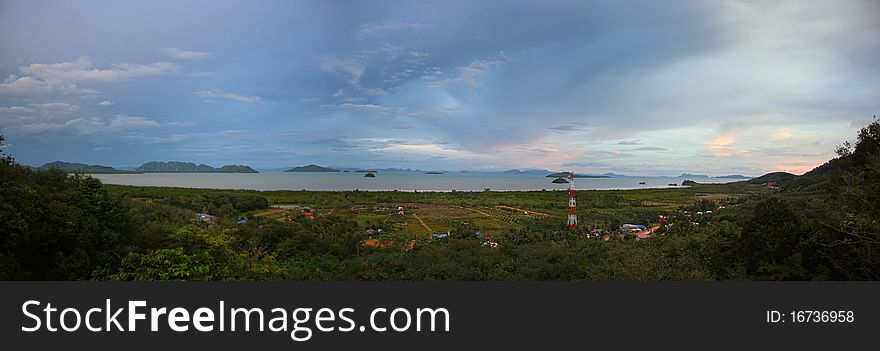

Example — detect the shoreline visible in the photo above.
[101,183,714,193]
[89,172,736,192]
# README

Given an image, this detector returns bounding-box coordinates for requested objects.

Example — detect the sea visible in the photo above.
[91,171,740,192]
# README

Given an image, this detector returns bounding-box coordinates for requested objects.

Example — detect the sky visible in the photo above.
[0,0,878,175]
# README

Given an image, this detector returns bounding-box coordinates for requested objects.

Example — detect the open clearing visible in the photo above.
[229,183,770,240]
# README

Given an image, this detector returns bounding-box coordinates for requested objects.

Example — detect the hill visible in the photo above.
[136,161,258,173]
[216,165,260,173]
[285,164,340,172]
[747,172,797,185]
[38,161,139,174]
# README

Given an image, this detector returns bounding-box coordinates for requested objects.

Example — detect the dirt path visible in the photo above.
[635,225,662,239]
[494,205,551,217]
[252,208,287,217]
[466,207,493,217]
[412,213,432,235]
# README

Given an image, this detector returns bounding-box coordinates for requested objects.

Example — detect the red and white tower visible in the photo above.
[567,171,577,230]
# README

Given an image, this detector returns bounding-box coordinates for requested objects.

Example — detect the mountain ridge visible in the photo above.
[137,161,258,173]
[285,164,340,172]
[36,161,140,174]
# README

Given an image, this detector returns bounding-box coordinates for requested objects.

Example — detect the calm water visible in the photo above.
[92,171,738,191]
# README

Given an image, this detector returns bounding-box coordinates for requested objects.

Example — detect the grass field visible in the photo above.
[111,182,769,241]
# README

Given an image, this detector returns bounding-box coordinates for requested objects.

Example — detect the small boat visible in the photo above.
[668,183,677,186]
[638,181,646,185]
[364,172,376,178]
[552,178,569,184]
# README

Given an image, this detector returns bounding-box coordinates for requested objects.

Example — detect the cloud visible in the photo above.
[357,23,433,39]
[4,121,67,135]
[166,121,195,127]
[427,59,504,88]
[3,1,877,174]
[368,141,478,159]
[632,146,668,151]
[547,124,589,133]
[319,56,365,85]
[771,127,794,141]
[186,71,215,77]
[32,102,80,113]
[20,57,179,83]
[109,114,160,130]
[364,88,388,96]
[616,140,641,145]
[159,47,213,60]
[2,113,161,137]
[706,134,751,157]
[97,100,114,106]
[451,59,503,86]
[0,76,54,95]
[5,117,106,136]
[193,89,262,104]
[0,57,179,95]
[0,106,33,114]
[337,103,391,114]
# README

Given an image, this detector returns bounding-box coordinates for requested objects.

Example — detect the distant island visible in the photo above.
[678,173,709,178]
[716,174,751,179]
[335,167,424,172]
[285,164,340,172]
[545,172,611,178]
[370,168,424,173]
[37,161,140,174]
[355,170,378,173]
[137,161,258,173]
[424,171,444,174]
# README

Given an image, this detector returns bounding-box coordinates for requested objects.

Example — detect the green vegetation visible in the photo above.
[285,164,340,172]
[747,172,796,184]
[136,161,258,173]
[216,165,260,173]
[1,117,878,281]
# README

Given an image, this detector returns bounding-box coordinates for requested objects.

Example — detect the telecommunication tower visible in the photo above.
[567,172,577,230]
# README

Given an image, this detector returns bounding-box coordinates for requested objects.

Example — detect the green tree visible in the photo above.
[821,118,880,279]
[111,248,218,280]
[736,197,811,279]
